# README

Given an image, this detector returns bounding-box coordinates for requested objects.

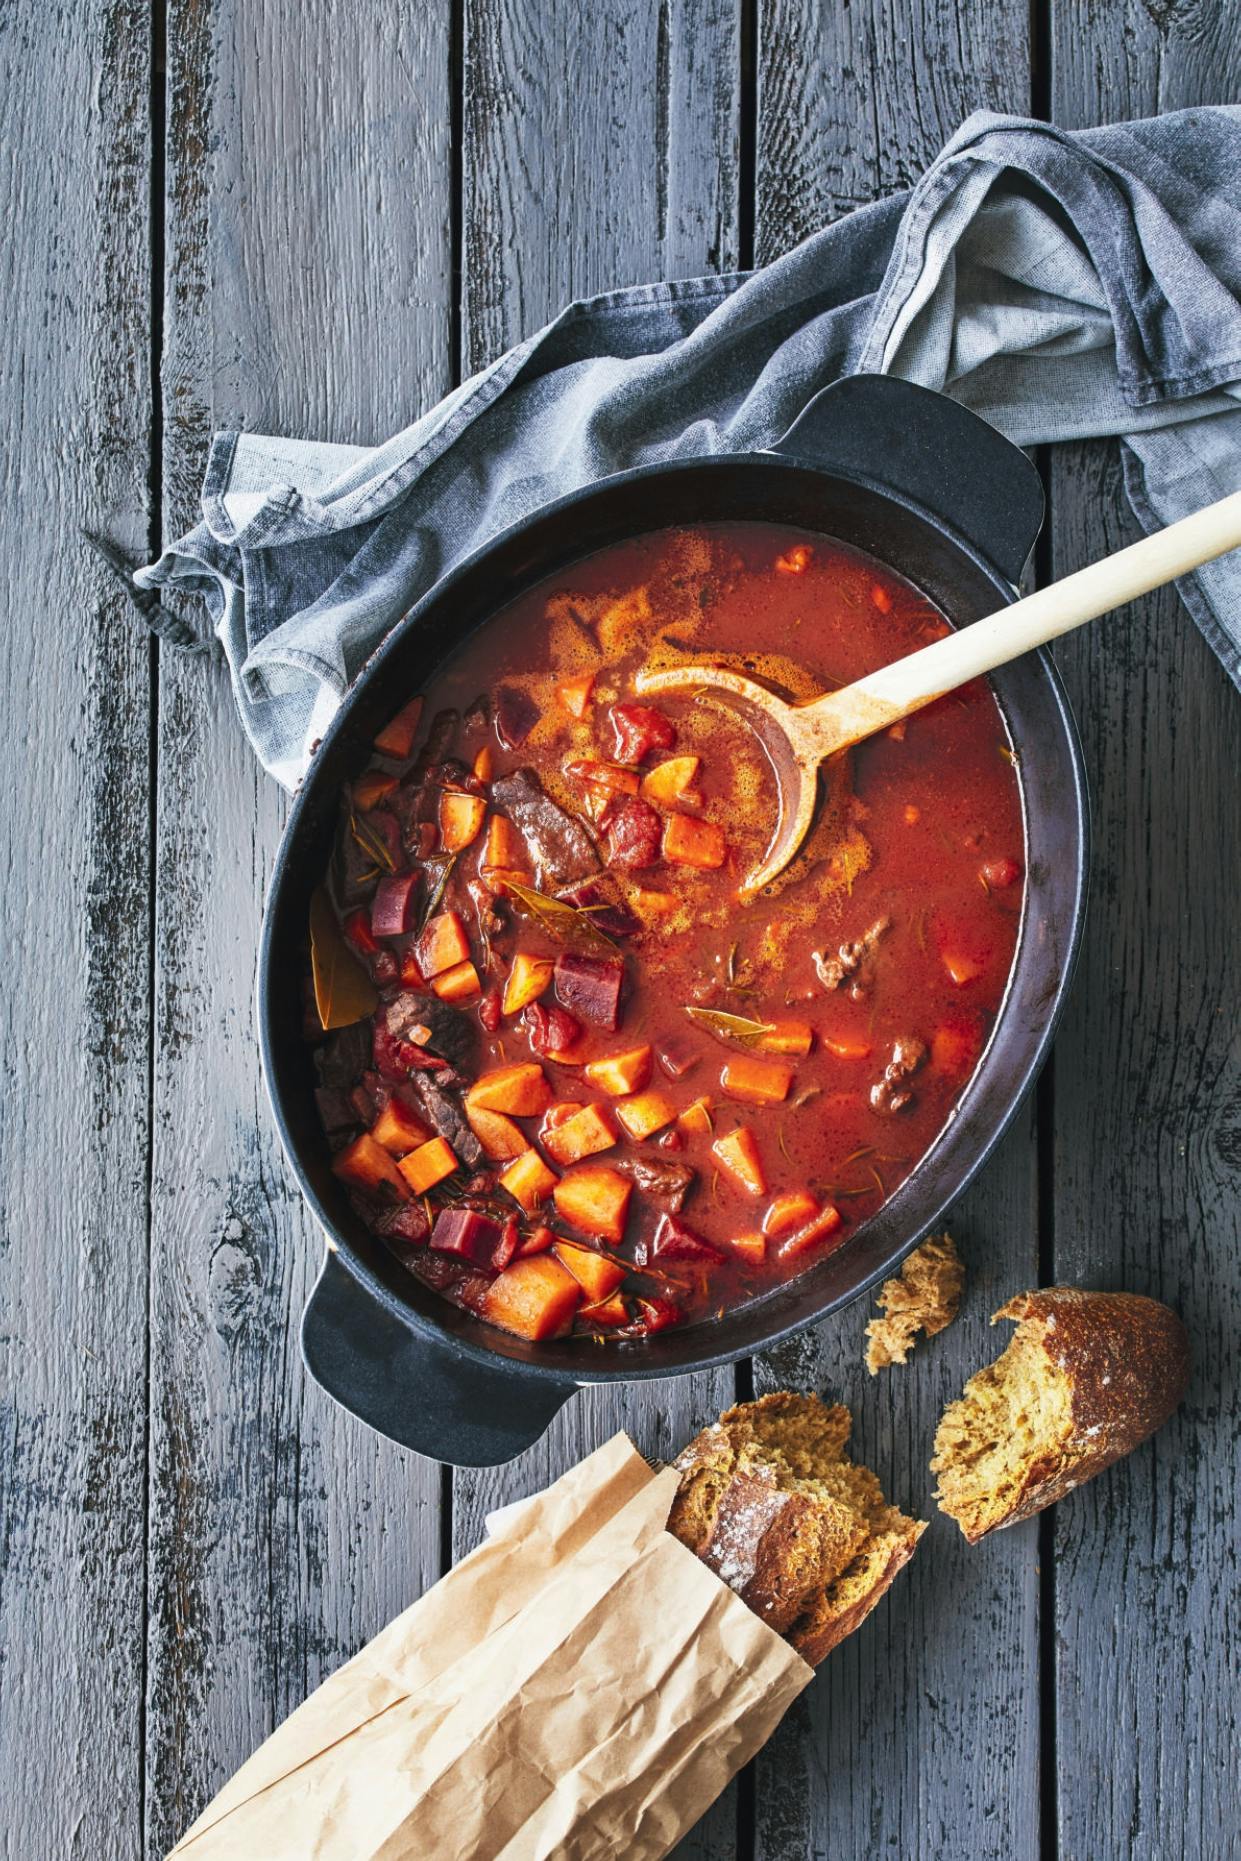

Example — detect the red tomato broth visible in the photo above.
[311,523,1024,1343]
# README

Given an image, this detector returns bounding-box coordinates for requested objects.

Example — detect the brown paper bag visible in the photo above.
[170,1433,812,1861]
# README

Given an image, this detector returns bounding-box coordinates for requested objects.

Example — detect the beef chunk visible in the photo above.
[869,1035,928,1114]
[412,708,459,772]
[492,768,599,884]
[554,952,625,1030]
[493,685,540,750]
[402,1069,485,1168]
[383,989,478,1077]
[314,1085,357,1133]
[615,1156,696,1213]
[314,1022,372,1087]
[813,916,891,999]
[374,1200,431,1252]
[601,795,663,869]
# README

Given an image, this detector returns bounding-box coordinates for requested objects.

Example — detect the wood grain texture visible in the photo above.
[0,5,153,1858]
[457,3,741,1852]
[1050,16,1241,1857]
[146,4,453,1852]
[750,5,1041,1855]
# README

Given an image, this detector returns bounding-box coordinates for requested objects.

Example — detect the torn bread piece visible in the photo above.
[669,1392,925,1663]
[865,1232,965,1373]
[931,1286,1190,1543]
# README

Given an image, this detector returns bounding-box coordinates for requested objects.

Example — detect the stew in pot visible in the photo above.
[307,523,1023,1344]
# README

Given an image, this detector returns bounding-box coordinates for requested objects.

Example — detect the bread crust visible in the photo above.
[934,1287,1190,1541]
[788,1522,925,1665]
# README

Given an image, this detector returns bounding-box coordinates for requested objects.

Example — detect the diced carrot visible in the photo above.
[677,1096,714,1137]
[578,1293,629,1327]
[553,1165,632,1244]
[468,1062,552,1117]
[662,813,726,870]
[432,958,482,1002]
[775,543,813,574]
[639,756,701,808]
[552,1242,625,1303]
[353,769,398,811]
[438,790,486,852]
[870,583,892,614]
[517,1224,556,1256]
[416,909,471,978]
[541,1103,618,1166]
[583,1044,653,1097]
[472,744,495,782]
[399,949,426,989]
[498,1148,559,1213]
[481,867,534,899]
[397,1136,459,1195]
[930,1012,983,1074]
[370,1098,433,1158]
[903,802,920,824]
[756,1020,813,1056]
[481,1255,582,1341]
[712,1126,767,1197]
[614,1089,678,1141]
[727,1231,767,1266]
[942,950,984,987]
[541,1102,583,1134]
[762,1190,819,1238]
[779,1201,844,1260]
[556,671,596,718]
[332,1132,411,1200]
[483,813,526,871]
[465,1104,530,1162]
[565,758,641,797]
[631,887,681,918]
[502,952,554,1016]
[374,694,425,759]
[720,1054,793,1106]
[889,721,908,742]
[822,1032,872,1061]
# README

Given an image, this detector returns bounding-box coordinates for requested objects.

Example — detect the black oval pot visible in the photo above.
[258,374,1088,1467]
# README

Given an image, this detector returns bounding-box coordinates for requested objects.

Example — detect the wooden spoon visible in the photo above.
[635,490,1241,900]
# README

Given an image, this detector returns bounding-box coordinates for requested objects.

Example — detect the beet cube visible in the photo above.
[607,703,676,765]
[601,796,663,870]
[554,952,625,1031]
[655,1032,701,1080]
[493,685,539,750]
[429,1206,505,1267]
[631,1296,685,1334]
[523,1000,583,1057]
[314,1086,356,1133]
[371,871,420,937]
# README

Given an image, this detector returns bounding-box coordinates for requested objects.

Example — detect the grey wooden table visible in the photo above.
[3,3,1239,1857]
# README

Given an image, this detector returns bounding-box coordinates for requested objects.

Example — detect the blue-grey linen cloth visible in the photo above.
[138,107,1241,788]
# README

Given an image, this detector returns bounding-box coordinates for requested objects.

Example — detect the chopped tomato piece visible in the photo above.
[552,1242,625,1302]
[981,855,1023,889]
[397,1136,459,1195]
[477,986,502,1034]
[639,756,701,807]
[553,1165,632,1244]
[614,1089,678,1141]
[438,790,486,852]
[481,1255,582,1341]
[583,1045,653,1097]
[662,814,726,870]
[762,1190,819,1238]
[602,795,663,869]
[711,1126,766,1197]
[490,1216,520,1271]
[353,770,398,811]
[556,671,596,717]
[374,694,424,759]
[465,1103,530,1161]
[517,1224,556,1256]
[607,702,676,764]
[332,1132,411,1200]
[467,1061,552,1117]
[720,1054,793,1105]
[629,1296,685,1335]
[342,908,380,960]
[524,1000,586,1058]
[431,958,482,1002]
[498,1148,559,1213]
[502,952,555,1016]
[415,909,471,978]
[541,1103,618,1166]
[370,1098,433,1158]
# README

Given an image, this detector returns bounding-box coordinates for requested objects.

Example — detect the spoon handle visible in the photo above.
[840,489,1241,724]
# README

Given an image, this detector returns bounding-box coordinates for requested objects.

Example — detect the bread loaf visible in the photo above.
[669,1393,925,1664]
[931,1286,1190,1542]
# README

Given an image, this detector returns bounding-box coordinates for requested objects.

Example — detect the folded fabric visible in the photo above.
[136,107,1241,788]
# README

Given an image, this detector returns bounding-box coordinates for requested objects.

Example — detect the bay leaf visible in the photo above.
[310,887,379,1030]
[504,880,619,956]
[684,1005,777,1048]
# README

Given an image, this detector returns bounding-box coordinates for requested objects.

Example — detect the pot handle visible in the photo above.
[771,375,1044,588]
[302,1249,576,1467]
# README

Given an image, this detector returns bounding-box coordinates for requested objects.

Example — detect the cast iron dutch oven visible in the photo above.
[258,374,1088,1466]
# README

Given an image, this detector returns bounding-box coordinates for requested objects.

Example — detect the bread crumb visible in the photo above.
[864,1233,965,1374]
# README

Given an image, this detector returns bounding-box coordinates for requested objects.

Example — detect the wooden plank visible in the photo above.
[456,3,742,1853]
[145,5,455,1851]
[1049,18,1241,1856]
[751,5,1041,1856]
[0,6,153,1859]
